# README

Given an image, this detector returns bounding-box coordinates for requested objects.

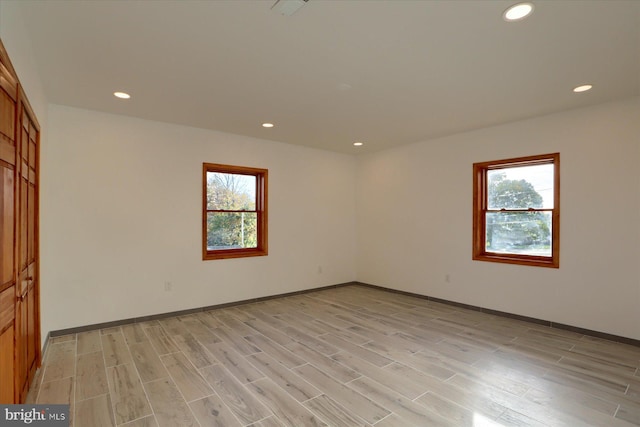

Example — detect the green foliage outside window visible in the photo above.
[486,172,550,254]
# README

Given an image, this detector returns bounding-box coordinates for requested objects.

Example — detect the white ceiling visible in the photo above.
[16,0,640,154]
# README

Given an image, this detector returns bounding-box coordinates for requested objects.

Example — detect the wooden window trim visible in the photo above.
[473,153,560,268]
[202,163,268,260]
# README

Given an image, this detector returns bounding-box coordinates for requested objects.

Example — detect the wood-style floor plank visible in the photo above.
[45,340,76,361]
[37,376,74,404]
[303,394,372,427]
[143,378,198,427]
[77,330,102,355]
[171,333,217,369]
[319,333,393,367]
[143,325,179,355]
[189,394,244,427]
[119,416,159,427]
[280,325,338,356]
[349,375,454,427]
[101,332,133,367]
[244,318,293,346]
[160,352,213,402]
[106,362,153,425]
[42,353,75,383]
[158,317,190,337]
[75,394,115,427]
[248,352,321,402]
[246,416,285,427]
[199,364,272,425]
[129,342,169,383]
[203,341,265,384]
[247,378,328,427]
[416,390,475,426]
[214,311,255,334]
[274,313,328,336]
[75,350,109,401]
[617,403,640,425]
[32,285,640,427]
[285,342,361,384]
[332,351,426,399]
[179,315,221,345]
[189,395,242,427]
[293,363,390,425]
[122,323,149,345]
[212,325,261,356]
[244,334,305,369]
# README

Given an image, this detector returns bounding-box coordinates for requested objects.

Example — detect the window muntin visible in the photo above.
[473,153,559,268]
[203,163,267,260]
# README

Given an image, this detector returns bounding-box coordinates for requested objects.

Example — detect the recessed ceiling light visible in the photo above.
[113,91,131,99]
[262,123,274,128]
[353,141,364,147]
[573,84,593,93]
[503,2,534,21]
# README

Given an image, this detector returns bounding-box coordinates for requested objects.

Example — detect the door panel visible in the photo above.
[19,176,26,270]
[27,286,35,369]
[0,79,15,167]
[1,39,39,404]
[0,286,15,403]
[28,182,34,262]
[0,323,15,402]
[16,295,26,397]
[16,94,40,402]
[0,166,13,288]
[0,42,17,404]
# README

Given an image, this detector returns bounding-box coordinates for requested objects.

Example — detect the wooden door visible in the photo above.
[15,92,40,402]
[0,45,18,404]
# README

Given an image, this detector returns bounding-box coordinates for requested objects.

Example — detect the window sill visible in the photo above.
[473,252,558,268]
[203,248,268,261]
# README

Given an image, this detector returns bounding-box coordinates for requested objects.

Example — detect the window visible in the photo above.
[473,153,559,268]
[203,163,268,260]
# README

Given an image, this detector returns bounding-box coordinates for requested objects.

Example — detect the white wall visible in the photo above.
[356,97,640,340]
[0,0,48,124]
[41,105,357,334]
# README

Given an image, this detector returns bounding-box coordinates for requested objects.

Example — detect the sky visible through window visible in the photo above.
[233,174,256,200]
[208,172,256,201]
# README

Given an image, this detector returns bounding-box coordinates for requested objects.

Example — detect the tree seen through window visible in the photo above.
[486,172,551,255]
[473,153,559,268]
[203,163,267,260]
[207,172,257,249]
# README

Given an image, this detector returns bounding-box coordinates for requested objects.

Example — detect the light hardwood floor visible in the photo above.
[27,285,640,426]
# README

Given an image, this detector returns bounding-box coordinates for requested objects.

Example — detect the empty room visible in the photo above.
[1,0,639,426]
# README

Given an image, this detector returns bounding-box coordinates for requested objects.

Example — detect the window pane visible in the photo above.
[486,211,552,256]
[207,212,257,250]
[487,164,553,210]
[206,172,256,210]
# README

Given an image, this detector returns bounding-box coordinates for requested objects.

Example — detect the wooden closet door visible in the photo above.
[0,50,18,403]
[15,95,40,402]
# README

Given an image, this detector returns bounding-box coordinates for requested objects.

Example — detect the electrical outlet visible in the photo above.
[317,266,323,274]
[164,281,172,291]
[445,274,450,283]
